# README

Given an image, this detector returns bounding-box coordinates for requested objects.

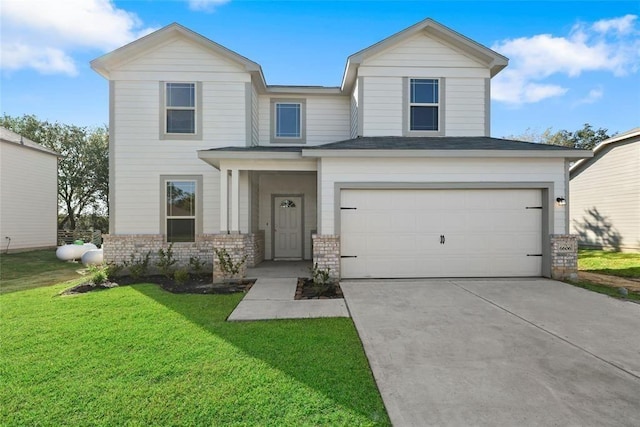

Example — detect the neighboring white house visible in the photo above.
[570,128,640,252]
[91,18,591,279]
[0,127,59,252]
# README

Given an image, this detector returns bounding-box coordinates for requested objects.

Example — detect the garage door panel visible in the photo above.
[391,214,417,232]
[415,212,442,232]
[340,189,542,278]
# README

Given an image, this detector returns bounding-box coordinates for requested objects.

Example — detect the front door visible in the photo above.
[274,196,303,259]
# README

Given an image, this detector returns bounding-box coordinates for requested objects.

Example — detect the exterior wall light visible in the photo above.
[556,197,567,206]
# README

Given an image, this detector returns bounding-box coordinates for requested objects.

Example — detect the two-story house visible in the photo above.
[91,18,591,280]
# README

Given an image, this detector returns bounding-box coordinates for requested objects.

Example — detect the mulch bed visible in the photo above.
[62,275,255,296]
[295,278,343,300]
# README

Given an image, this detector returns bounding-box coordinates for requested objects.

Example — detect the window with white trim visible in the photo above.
[276,103,301,138]
[271,99,306,143]
[409,79,439,131]
[165,83,196,134]
[165,180,196,242]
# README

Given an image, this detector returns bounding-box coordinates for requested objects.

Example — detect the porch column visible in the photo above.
[230,168,240,233]
[220,168,228,233]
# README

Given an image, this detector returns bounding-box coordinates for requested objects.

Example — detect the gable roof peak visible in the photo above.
[341,17,508,92]
[90,22,265,84]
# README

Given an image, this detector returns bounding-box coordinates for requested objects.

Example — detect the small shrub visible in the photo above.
[105,263,123,280]
[310,263,335,294]
[214,248,247,279]
[189,256,208,276]
[123,251,151,281]
[88,265,108,285]
[156,243,177,279]
[174,268,190,286]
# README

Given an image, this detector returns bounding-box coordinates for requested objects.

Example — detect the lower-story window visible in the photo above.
[166,180,196,242]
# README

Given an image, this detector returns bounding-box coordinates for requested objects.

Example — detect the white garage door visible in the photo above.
[340,189,543,278]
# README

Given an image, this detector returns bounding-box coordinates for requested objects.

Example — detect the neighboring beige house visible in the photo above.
[570,128,640,251]
[0,127,59,252]
[91,18,591,279]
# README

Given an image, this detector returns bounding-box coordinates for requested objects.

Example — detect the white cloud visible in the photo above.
[492,15,639,105]
[0,0,156,76]
[1,43,77,75]
[187,0,230,13]
[592,14,637,35]
[573,87,604,107]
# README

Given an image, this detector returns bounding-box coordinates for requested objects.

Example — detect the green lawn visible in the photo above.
[0,257,389,426]
[1,249,85,294]
[578,249,640,278]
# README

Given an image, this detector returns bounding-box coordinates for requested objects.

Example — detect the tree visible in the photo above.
[506,123,612,150]
[1,114,109,230]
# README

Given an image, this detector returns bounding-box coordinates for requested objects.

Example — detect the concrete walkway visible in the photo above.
[227,277,349,321]
[342,278,640,427]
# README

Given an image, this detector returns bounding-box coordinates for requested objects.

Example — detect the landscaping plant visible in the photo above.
[213,248,247,279]
[123,251,151,281]
[173,268,190,286]
[310,263,335,294]
[156,243,177,278]
[189,256,208,277]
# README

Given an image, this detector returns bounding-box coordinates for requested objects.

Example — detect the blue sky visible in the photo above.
[1,0,638,138]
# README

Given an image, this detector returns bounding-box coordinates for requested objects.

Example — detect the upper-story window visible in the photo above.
[404,78,444,136]
[271,99,306,143]
[160,82,202,140]
[166,83,195,133]
[276,103,301,137]
[410,79,439,131]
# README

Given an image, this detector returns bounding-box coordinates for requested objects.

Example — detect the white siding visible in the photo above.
[118,38,246,74]
[319,157,567,235]
[570,140,640,251]
[0,142,58,250]
[257,172,317,259]
[359,32,490,137]
[251,83,259,145]
[111,36,251,235]
[446,78,486,136]
[350,79,359,138]
[365,33,486,69]
[361,76,403,136]
[258,95,351,145]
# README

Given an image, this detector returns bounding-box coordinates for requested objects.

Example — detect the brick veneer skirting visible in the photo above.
[103,232,266,280]
[550,234,578,280]
[312,234,340,279]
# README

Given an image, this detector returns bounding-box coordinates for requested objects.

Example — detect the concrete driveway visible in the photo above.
[341,279,640,427]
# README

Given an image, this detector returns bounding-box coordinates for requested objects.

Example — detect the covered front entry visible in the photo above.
[273,195,303,259]
[340,188,543,278]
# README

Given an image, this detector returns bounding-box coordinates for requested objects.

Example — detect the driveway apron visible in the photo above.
[341,279,640,427]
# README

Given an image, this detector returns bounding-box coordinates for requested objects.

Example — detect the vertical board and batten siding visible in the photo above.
[258,95,351,145]
[0,142,58,250]
[111,38,251,234]
[358,32,490,137]
[318,157,567,235]
[570,141,640,250]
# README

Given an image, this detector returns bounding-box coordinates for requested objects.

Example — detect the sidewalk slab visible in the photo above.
[228,299,349,321]
[244,277,297,300]
[227,277,350,321]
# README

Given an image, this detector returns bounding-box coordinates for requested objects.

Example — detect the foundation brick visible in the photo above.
[550,234,578,280]
[312,234,340,279]
[102,231,266,281]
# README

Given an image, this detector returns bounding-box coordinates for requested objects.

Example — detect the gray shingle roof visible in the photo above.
[306,136,577,151]
[205,136,583,152]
